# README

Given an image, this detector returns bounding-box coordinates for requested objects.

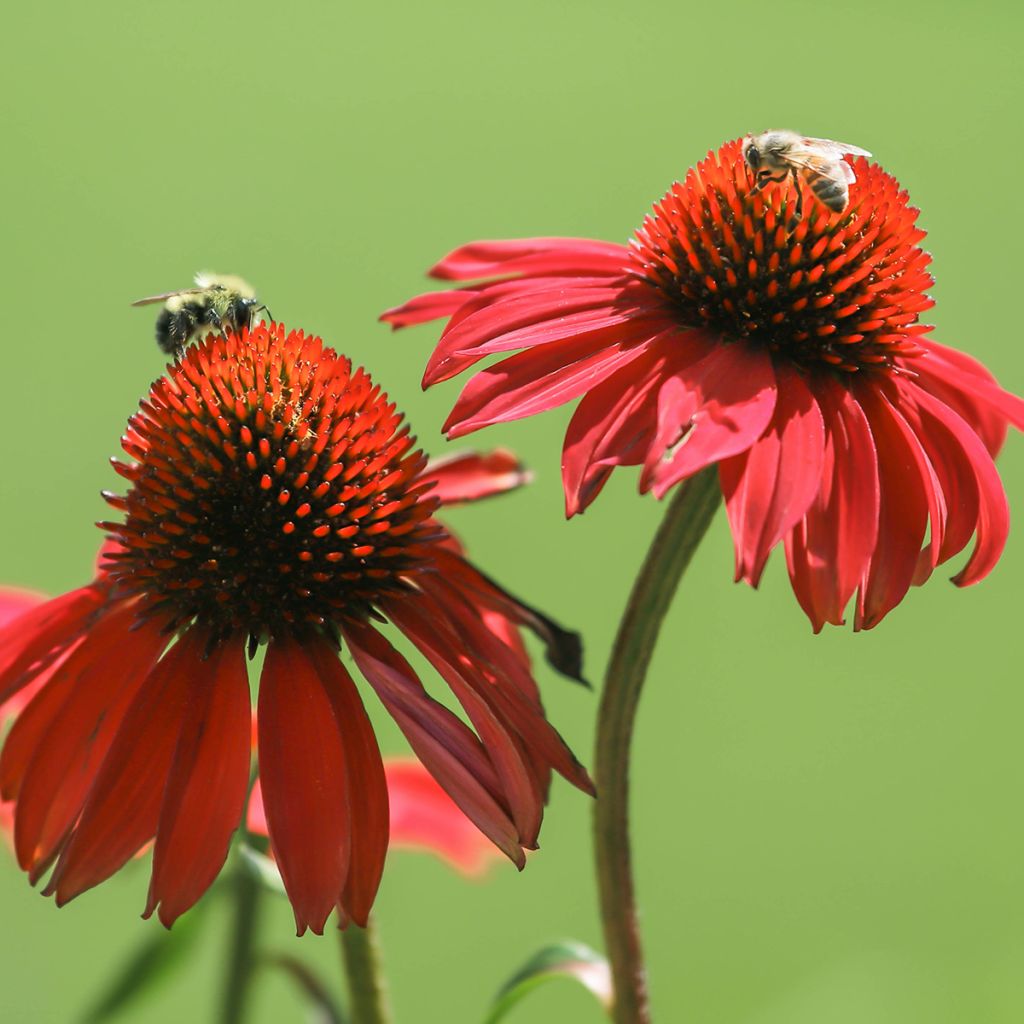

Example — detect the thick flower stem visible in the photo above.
[594,466,722,1024]
[221,860,263,1024]
[339,918,393,1024]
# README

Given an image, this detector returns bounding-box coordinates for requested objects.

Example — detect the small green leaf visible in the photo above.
[262,954,348,1024]
[81,904,208,1023]
[238,842,287,897]
[483,940,612,1023]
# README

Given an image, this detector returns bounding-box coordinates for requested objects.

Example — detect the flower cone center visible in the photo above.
[103,325,439,644]
[629,140,935,374]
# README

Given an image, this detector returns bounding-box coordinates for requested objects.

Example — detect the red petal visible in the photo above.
[0,588,56,721]
[13,609,167,878]
[258,637,350,935]
[562,335,673,515]
[785,379,879,630]
[642,336,778,497]
[901,381,1010,586]
[0,587,48,627]
[145,638,251,926]
[427,238,630,281]
[420,449,531,506]
[407,566,593,796]
[0,599,147,801]
[0,584,107,705]
[720,365,826,587]
[385,759,504,876]
[343,619,525,868]
[443,323,660,438]
[854,387,932,629]
[380,287,478,329]
[45,630,205,904]
[305,637,388,928]
[425,281,644,384]
[914,339,1024,451]
[386,597,544,847]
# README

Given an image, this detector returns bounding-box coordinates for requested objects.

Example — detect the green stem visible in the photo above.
[339,918,393,1024]
[593,466,722,1024]
[220,858,263,1024]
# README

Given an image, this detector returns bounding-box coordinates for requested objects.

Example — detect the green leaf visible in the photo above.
[483,940,613,1023]
[81,904,208,1023]
[262,955,348,1024]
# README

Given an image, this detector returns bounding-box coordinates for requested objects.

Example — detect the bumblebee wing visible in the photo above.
[131,288,205,307]
[803,136,872,158]
[194,271,257,298]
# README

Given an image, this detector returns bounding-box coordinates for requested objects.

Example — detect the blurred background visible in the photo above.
[2,1,1023,1021]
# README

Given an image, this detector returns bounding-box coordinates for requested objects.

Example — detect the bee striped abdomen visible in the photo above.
[807,172,849,212]
[155,306,200,354]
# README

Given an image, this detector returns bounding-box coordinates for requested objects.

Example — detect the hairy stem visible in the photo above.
[593,466,722,1024]
[339,918,393,1024]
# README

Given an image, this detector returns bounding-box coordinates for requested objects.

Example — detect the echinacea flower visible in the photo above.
[0,323,592,934]
[383,138,1024,630]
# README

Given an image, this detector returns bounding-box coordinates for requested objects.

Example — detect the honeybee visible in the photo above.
[132,272,268,356]
[741,130,871,223]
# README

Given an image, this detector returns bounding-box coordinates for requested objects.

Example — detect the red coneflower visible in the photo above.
[0,324,592,933]
[383,138,1024,630]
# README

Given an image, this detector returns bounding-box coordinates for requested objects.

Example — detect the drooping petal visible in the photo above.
[343,619,526,867]
[854,387,933,629]
[386,596,545,847]
[914,339,1024,452]
[0,584,107,705]
[785,379,880,630]
[425,545,588,692]
[305,636,388,928]
[44,629,206,905]
[561,336,673,515]
[720,365,826,587]
[0,599,150,803]
[13,609,167,879]
[642,336,778,497]
[406,568,593,795]
[258,637,350,936]
[420,449,531,506]
[899,380,1010,587]
[145,637,250,927]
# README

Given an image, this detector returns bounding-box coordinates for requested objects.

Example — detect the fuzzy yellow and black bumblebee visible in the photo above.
[132,272,266,356]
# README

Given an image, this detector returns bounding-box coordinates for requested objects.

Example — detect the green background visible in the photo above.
[2,1,1022,1021]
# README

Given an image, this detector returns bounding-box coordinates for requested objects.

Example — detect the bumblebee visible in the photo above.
[742,130,871,223]
[132,272,266,356]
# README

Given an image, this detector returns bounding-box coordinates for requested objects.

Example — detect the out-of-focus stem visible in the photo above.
[221,859,263,1024]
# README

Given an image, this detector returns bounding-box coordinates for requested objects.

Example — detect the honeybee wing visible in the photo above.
[786,146,859,183]
[802,137,872,158]
[131,288,207,307]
